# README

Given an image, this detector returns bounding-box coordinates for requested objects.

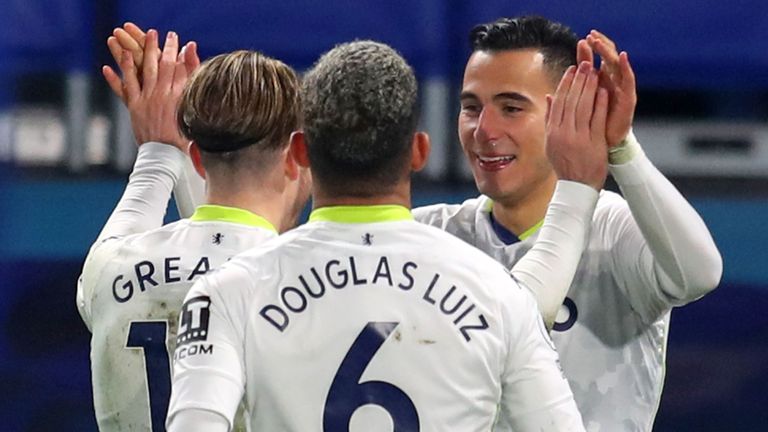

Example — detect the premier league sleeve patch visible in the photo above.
[177,295,211,347]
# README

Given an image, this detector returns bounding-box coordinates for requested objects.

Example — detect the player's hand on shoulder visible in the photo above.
[545,61,609,191]
[578,31,637,148]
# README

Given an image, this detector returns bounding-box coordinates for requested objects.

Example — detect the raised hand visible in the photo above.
[104,23,200,103]
[577,30,637,148]
[545,61,609,191]
[111,22,152,71]
[102,30,191,152]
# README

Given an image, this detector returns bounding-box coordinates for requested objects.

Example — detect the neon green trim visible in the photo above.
[190,205,277,233]
[486,197,542,240]
[519,219,544,240]
[309,205,413,223]
[484,198,494,212]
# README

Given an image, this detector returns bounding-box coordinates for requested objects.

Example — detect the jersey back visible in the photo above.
[170,219,582,431]
[77,218,275,431]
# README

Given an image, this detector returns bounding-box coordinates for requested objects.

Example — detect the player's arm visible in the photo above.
[78,32,193,326]
[608,132,722,310]
[76,239,119,330]
[96,29,193,243]
[167,267,249,432]
[509,62,608,328]
[584,31,722,310]
[168,409,228,432]
[496,280,586,431]
[108,23,206,218]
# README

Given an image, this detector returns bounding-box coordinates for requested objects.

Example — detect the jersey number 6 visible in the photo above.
[323,321,420,431]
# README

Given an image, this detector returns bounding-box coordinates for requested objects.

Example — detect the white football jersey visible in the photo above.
[167,205,585,432]
[413,172,720,432]
[77,204,277,431]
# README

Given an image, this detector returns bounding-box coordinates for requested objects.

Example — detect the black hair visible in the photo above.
[470,16,578,81]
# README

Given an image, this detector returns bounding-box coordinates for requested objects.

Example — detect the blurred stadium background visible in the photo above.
[1,1,767,430]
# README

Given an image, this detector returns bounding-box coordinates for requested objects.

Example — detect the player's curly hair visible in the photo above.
[301,40,419,197]
[177,50,301,171]
[470,16,578,84]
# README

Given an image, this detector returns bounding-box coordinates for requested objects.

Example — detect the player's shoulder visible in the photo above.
[413,195,488,222]
[90,220,185,269]
[596,189,627,208]
[211,226,304,280]
[80,218,195,292]
[419,221,517,283]
[82,218,205,284]
[420,220,484,252]
[188,227,308,310]
[236,224,306,258]
[583,189,639,252]
[84,221,180,271]
[109,218,190,249]
[405,221,530,323]
[594,189,632,222]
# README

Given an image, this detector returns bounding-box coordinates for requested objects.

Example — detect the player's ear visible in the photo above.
[410,131,431,172]
[282,140,299,182]
[188,141,207,179]
[289,130,310,169]
[281,131,306,181]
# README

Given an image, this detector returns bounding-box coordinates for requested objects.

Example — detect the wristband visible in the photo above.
[608,129,642,165]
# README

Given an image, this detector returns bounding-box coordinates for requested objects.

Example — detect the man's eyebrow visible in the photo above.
[459,91,533,104]
[494,92,532,104]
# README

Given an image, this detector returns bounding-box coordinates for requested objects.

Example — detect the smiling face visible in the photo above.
[459,49,558,207]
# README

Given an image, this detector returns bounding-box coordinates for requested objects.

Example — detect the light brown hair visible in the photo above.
[177,50,301,170]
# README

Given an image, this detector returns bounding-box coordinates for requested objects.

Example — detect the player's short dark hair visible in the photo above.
[301,40,419,197]
[177,50,301,171]
[470,16,578,84]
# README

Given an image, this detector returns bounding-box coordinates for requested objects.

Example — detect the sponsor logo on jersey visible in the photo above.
[177,295,211,346]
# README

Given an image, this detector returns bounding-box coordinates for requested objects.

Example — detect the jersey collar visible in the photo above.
[484,198,543,244]
[518,219,544,240]
[489,211,520,245]
[190,205,278,233]
[309,205,413,223]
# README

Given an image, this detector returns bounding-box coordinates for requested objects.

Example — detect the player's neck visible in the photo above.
[204,185,285,233]
[312,182,412,210]
[491,176,557,237]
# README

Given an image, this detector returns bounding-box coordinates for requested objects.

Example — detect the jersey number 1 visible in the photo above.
[126,321,171,432]
[323,321,419,431]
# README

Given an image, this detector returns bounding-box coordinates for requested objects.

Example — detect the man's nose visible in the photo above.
[474,108,503,144]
